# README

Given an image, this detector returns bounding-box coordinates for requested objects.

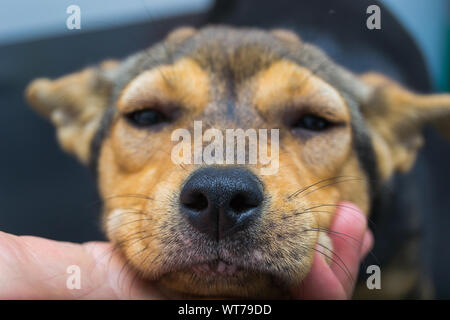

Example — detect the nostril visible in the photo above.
[229,193,259,214]
[181,191,209,212]
[180,167,264,240]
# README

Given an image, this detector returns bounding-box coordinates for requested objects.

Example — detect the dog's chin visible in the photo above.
[154,260,292,299]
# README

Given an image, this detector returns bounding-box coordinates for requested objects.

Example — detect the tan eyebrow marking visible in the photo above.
[117,58,210,114]
[252,60,350,122]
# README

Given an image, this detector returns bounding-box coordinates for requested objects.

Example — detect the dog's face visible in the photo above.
[26,26,450,298]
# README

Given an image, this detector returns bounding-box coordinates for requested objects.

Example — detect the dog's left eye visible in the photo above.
[291,114,332,131]
[125,109,168,127]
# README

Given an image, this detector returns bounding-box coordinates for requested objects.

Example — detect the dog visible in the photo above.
[25,26,450,299]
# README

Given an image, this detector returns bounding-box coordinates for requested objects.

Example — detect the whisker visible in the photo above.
[285,210,364,229]
[316,243,353,282]
[106,218,154,232]
[103,194,155,202]
[104,210,148,218]
[103,206,167,219]
[116,232,156,291]
[287,176,362,200]
[285,208,372,229]
[302,227,361,251]
[298,243,352,282]
[84,229,151,282]
[301,178,364,199]
[303,204,377,230]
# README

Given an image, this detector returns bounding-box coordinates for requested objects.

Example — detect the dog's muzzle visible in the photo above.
[179,166,264,240]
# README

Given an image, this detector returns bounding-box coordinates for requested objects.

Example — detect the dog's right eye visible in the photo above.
[125,109,169,127]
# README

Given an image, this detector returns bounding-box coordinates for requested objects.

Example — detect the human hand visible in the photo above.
[292,202,373,299]
[0,201,372,299]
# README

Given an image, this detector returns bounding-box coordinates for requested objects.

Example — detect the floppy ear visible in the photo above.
[270,28,302,44]
[165,26,196,43]
[25,60,118,164]
[360,72,450,181]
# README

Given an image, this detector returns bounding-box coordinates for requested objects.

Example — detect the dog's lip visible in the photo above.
[186,259,242,277]
[172,258,287,285]
[159,258,292,298]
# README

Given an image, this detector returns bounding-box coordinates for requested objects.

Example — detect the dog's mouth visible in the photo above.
[154,255,293,298]
[160,257,278,280]
[188,259,243,277]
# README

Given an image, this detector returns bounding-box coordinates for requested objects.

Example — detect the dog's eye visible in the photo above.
[292,114,332,131]
[126,109,168,127]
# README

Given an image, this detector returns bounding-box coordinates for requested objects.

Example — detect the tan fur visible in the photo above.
[118,58,210,116]
[25,26,450,298]
[361,72,450,180]
[95,56,367,297]
[25,60,118,163]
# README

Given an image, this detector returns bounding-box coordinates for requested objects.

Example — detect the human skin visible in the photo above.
[0,201,372,299]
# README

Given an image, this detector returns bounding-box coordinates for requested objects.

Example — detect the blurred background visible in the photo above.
[0,0,449,297]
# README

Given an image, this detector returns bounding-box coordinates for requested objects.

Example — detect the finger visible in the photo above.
[0,231,99,299]
[0,232,162,299]
[81,242,164,299]
[327,201,368,296]
[360,229,374,261]
[292,249,346,299]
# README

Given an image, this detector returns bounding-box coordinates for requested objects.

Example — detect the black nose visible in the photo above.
[180,167,264,240]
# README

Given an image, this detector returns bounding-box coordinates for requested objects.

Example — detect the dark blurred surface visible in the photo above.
[0,0,449,297]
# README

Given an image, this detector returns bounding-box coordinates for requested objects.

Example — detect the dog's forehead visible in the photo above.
[112,27,286,100]
[114,27,370,111]
[183,27,288,79]
[116,29,347,127]
[92,27,377,190]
